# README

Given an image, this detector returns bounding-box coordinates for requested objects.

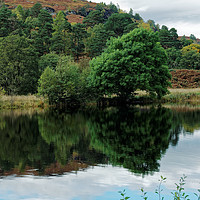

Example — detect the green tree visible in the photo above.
[180,35,193,47]
[134,13,143,20]
[30,2,42,18]
[179,51,200,69]
[179,43,200,69]
[12,5,25,21]
[0,5,21,37]
[90,28,171,100]
[38,52,59,73]
[159,26,181,49]
[34,9,53,56]
[85,24,110,58]
[166,47,181,69]
[51,11,71,54]
[83,10,104,27]
[104,13,134,36]
[0,35,39,95]
[70,23,87,61]
[38,56,85,104]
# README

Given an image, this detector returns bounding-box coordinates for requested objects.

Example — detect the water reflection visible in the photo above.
[0,106,199,177]
[87,107,174,175]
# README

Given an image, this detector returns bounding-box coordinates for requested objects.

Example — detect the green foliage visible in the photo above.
[104,13,134,36]
[33,9,53,55]
[0,35,39,95]
[90,28,171,100]
[166,47,182,69]
[141,188,148,200]
[134,13,143,20]
[38,52,59,73]
[85,24,110,58]
[180,35,193,47]
[30,2,42,18]
[0,87,5,97]
[51,11,71,54]
[38,56,90,104]
[12,5,25,21]
[0,5,20,37]
[159,25,181,49]
[155,176,167,200]
[70,23,87,60]
[171,175,190,200]
[118,189,130,200]
[179,50,200,69]
[83,10,105,27]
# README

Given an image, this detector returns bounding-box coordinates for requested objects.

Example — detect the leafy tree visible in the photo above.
[38,52,59,73]
[181,43,200,55]
[147,19,159,32]
[180,35,193,47]
[178,43,200,69]
[179,51,200,69]
[38,56,86,104]
[166,47,181,69]
[51,11,71,54]
[0,5,20,37]
[0,35,39,95]
[85,24,110,58]
[90,28,171,100]
[128,8,134,18]
[107,2,119,13]
[78,6,88,17]
[190,34,197,42]
[83,10,105,27]
[70,23,87,61]
[30,2,42,18]
[134,13,143,20]
[12,5,25,21]
[159,25,181,49]
[104,13,134,36]
[34,9,53,56]
[95,3,106,12]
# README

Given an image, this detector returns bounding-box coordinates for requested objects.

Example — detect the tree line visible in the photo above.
[0,2,199,104]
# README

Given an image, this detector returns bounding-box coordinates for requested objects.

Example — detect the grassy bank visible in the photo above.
[0,95,48,109]
[1,88,200,109]
[163,88,200,103]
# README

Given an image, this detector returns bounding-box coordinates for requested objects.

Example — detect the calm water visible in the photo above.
[0,105,200,200]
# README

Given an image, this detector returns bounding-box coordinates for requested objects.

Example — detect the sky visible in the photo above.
[93,0,200,38]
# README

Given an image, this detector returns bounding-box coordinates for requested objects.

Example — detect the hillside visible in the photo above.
[3,0,97,23]
[3,0,97,11]
[171,69,200,88]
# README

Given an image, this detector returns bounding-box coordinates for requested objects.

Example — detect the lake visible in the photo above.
[0,105,200,200]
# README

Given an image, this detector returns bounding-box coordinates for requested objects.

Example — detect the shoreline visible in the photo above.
[1,88,200,109]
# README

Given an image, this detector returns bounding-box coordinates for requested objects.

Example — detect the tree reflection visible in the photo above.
[88,107,174,175]
[0,106,199,176]
[0,113,54,174]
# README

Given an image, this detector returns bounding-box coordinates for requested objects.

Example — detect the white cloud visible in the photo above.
[93,0,200,38]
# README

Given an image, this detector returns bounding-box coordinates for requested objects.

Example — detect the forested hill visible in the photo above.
[1,0,200,102]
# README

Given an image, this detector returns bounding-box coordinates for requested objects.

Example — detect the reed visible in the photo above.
[0,95,48,109]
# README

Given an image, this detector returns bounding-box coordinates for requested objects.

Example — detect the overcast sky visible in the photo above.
[93,0,200,38]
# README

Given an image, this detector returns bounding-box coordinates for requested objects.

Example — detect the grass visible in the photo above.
[0,95,49,109]
[163,88,200,103]
[1,88,200,109]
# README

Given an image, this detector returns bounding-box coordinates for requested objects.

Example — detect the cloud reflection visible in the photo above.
[1,131,200,200]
